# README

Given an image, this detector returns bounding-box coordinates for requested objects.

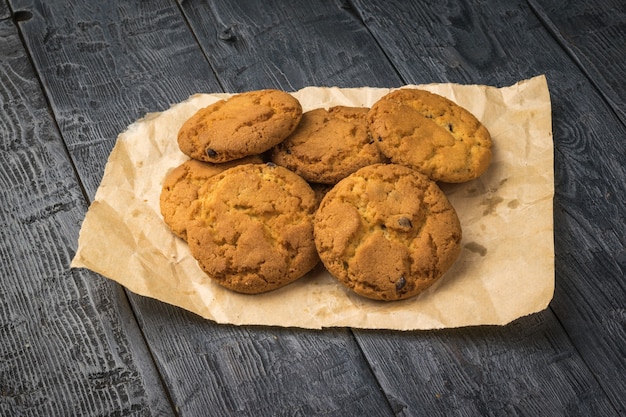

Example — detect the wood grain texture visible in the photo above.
[0,19,171,416]
[357,312,617,416]
[350,0,626,414]
[12,0,397,415]
[528,0,626,125]
[178,0,401,91]
[8,0,625,415]
[0,1,9,19]
[10,0,223,199]
[184,0,622,415]
[130,297,394,417]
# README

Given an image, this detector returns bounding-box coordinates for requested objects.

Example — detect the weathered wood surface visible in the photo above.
[528,0,626,125]
[9,0,223,200]
[1,0,624,415]
[350,0,626,414]
[0,14,172,417]
[179,0,399,91]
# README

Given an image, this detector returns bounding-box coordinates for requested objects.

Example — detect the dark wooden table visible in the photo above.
[1,0,624,416]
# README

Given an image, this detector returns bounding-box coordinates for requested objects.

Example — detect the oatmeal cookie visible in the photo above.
[271,106,384,184]
[159,156,263,240]
[178,89,302,163]
[187,163,319,294]
[368,88,492,183]
[314,163,462,301]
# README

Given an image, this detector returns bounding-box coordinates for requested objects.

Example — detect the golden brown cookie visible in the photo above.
[368,88,492,183]
[186,163,319,294]
[314,163,462,301]
[178,89,303,163]
[159,155,263,240]
[271,106,384,184]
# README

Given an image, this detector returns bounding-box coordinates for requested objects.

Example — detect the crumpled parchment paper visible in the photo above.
[71,75,554,330]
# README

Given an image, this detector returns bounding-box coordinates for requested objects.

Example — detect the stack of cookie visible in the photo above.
[160,88,492,301]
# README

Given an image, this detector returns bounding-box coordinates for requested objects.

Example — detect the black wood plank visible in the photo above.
[528,0,626,126]
[182,0,621,415]
[11,0,223,200]
[130,298,394,417]
[350,0,626,414]
[178,0,400,91]
[12,0,624,415]
[0,18,172,416]
[1,1,9,19]
[357,312,617,416]
[11,0,396,415]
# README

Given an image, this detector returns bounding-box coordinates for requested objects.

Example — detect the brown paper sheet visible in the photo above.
[71,75,554,330]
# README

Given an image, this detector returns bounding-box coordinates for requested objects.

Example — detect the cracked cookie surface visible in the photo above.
[159,156,263,240]
[271,106,384,184]
[178,89,302,163]
[314,163,462,301]
[368,88,492,183]
[186,163,319,294]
